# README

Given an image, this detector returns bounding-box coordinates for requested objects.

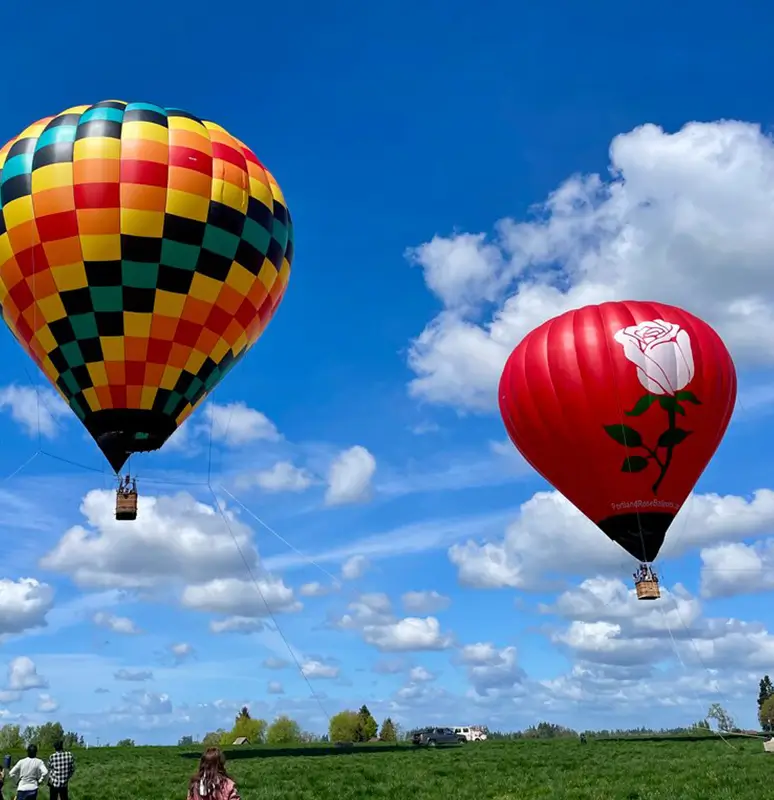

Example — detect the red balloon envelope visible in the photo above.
[498,300,737,564]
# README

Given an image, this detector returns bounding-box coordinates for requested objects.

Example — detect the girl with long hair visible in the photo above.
[186,748,240,800]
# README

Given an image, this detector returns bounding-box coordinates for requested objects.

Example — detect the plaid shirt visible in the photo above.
[47,750,75,788]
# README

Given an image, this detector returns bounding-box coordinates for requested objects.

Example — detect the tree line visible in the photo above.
[0,723,84,751]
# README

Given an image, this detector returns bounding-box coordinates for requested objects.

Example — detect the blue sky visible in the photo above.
[1,0,774,744]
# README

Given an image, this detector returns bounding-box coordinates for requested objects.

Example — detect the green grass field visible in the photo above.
[3,737,771,799]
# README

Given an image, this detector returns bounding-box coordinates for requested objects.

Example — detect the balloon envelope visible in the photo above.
[498,301,736,563]
[0,101,293,471]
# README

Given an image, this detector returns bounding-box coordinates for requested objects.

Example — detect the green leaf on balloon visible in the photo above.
[658,395,685,415]
[676,390,702,405]
[603,424,643,448]
[621,456,649,473]
[625,395,656,417]
[657,428,692,448]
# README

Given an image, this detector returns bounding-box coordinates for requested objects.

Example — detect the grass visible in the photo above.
[2,736,773,799]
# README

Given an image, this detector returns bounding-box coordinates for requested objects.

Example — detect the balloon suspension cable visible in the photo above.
[219,486,343,589]
[655,567,737,749]
[207,485,331,724]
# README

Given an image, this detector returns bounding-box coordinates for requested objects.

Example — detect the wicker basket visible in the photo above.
[115,492,138,521]
[635,579,660,600]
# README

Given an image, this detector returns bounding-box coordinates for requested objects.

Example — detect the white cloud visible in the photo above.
[408,666,436,683]
[170,643,194,663]
[267,681,284,694]
[37,693,59,713]
[181,577,301,617]
[402,590,451,615]
[252,461,314,493]
[406,120,774,411]
[210,616,265,635]
[448,488,774,590]
[301,660,339,679]
[114,669,153,682]
[341,555,370,581]
[458,643,525,698]
[93,611,140,635]
[6,657,47,691]
[335,594,454,653]
[205,402,281,447]
[41,490,259,590]
[362,617,453,652]
[0,384,70,438]
[699,541,774,598]
[299,582,330,597]
[0,578,54,635]
[325,446,376,506]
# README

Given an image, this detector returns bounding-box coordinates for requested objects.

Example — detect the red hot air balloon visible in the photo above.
[498,301,737,599]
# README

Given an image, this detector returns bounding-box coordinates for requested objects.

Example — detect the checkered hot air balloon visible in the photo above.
[0,101,293,472]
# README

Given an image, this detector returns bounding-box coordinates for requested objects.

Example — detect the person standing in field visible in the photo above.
[47,739,75,800]
[186,747,241,799]
[8,744,48,800]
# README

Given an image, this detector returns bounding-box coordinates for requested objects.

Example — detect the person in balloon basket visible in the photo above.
[7,744,48,799]
[47,739,75,800]
[186,748,241,800]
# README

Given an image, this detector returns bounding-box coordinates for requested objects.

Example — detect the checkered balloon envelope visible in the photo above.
[0,100,293,472]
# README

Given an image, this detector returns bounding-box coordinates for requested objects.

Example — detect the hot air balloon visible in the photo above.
[498,301,737,600]
[0,101,293,519]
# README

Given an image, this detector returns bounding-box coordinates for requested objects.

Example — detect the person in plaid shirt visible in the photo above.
[46,741,75,800]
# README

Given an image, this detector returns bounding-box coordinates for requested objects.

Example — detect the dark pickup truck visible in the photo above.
[412,727,463,746]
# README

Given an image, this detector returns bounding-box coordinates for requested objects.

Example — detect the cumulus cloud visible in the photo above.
[262,657,289,670]
[210,616,265,635]
[0,385,70,438]
[406,120,774,411]
[251,461,315,493]
[341,555,370,581]
[325,446,376,506]
[36,693,59,713]
[93,611,140,635]
[335,593,454,652]
[7,657,47,692]
[700,541,774,599]
[170,643,195,664]
[301,660,340,679]
[267,681,284,694]
[205,402,281,446]
[182,577,301,617]
[299,582,330,597]
[448,489,774,590]
[0,579,54,636]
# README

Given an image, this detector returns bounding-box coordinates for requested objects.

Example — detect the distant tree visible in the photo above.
[707,703,734,733]
[116,738,135,747]
[356,705,378,742]
[266,715,302,745]
[379,717,397,742]
[760,696,774,732]
[329,710,360,743]
[202,730,224,746]
[178,735,195,746]
[0,724,24,750]
[760,676,774,731]
[228,712,267,744]
[63,730,85,749]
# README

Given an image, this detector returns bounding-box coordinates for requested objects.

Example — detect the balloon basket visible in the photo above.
[635,579,660,600]
[115,491,138,521]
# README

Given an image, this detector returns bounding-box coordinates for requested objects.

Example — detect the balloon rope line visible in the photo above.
[207,485,331,723]
[1,451,40,483]
[39,451,103,475]
[658,568,737,748]
[206,397,216,485]
[656,601,735,749]
[219,485,342,588]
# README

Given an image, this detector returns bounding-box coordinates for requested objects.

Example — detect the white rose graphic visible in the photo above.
[613,319,695,396]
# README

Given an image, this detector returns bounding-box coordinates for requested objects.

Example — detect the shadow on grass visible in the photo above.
[179,744,416,760]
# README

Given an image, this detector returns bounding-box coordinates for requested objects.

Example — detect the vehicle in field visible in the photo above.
[454,726,487,742]
[411,727,463,746]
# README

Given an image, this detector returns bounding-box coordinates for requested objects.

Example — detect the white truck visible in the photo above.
[453,726,487,742]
